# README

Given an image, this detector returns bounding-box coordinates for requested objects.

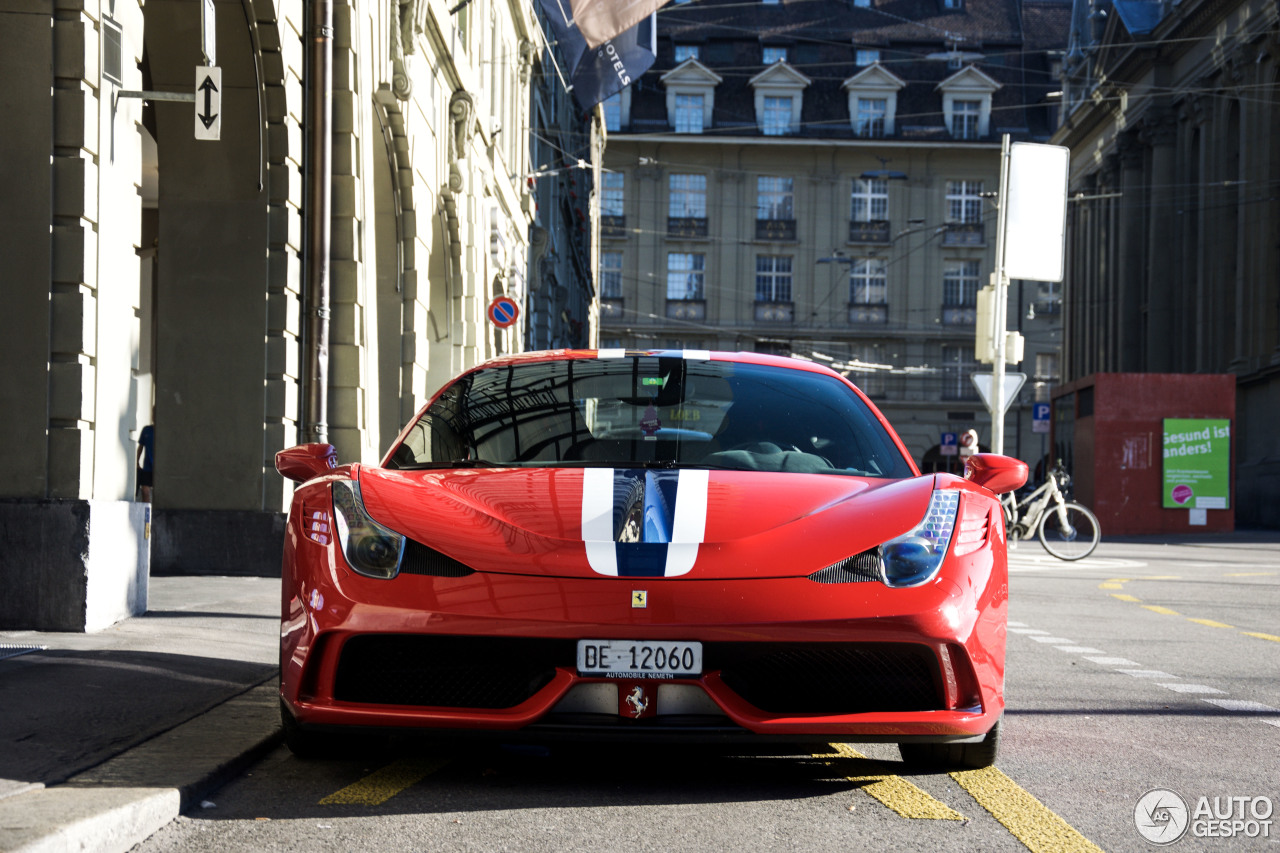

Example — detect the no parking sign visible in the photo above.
[487,296,520,328]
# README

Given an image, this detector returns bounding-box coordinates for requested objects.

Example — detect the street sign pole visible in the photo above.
[990,135,1013,455]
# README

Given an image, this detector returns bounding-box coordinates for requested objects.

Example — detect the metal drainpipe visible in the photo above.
[302,0,333,445]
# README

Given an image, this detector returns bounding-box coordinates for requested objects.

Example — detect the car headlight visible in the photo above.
[331,479,405,579]
[880,491,959,587]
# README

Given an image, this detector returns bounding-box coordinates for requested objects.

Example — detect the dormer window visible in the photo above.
[943,0,962,8]
[855,49,879,66]
[951,99,980,138]
[842,63,906,137]
[748,62,811,137]
[763,46,787,65]
[674,44,699,62]
[936,65,1001,140]
[661,59,723,135]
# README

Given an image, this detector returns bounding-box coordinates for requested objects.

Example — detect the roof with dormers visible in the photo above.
[622,0,1069,141]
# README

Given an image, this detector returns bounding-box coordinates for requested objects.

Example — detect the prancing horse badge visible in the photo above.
[631,590,647,608]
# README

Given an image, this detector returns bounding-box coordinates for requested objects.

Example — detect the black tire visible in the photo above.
[898,719,1000,770]
[1037,501,1100,561]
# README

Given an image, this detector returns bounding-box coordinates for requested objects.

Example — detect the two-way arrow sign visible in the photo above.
[194,66,221,141]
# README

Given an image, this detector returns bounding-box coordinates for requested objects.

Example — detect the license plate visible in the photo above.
[576,639,703,679]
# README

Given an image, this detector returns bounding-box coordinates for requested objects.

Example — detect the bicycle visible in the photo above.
[1001,462,1100,560]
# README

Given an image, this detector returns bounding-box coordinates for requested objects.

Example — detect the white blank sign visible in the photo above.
[1004,143,1069,282]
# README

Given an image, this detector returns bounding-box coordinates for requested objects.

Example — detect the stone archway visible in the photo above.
[141,0,297,573]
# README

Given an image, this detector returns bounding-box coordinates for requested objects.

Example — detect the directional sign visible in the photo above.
[1032,402,1051,434]
[487,295,520,328]
[970,372,1027,417]
[194,66,221,141]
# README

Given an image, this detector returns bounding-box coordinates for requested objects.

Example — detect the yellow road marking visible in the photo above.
[1243,632,1280,643]
[951,766,1105,853]
[1105,578,1131,584]
[1097,583,1123,590]
[818,744,965,820]
[1141,575,1181,580]
[320,758,449,806]
[1141,605,1180,616]
[1224,572,1275,577]
[1187,618,1234,629]
[1110,593,1141,603]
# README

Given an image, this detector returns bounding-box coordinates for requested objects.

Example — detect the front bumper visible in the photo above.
[281,561,1006,742]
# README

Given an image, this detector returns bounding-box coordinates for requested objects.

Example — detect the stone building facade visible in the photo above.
[0,0,600,629]
[1052,0,1280,526]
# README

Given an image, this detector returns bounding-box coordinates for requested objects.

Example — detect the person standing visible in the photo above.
[136,422,155,502]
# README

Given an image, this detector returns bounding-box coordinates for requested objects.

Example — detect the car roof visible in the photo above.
[473,348,845,379]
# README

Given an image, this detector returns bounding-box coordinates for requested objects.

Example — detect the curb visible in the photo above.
[0,682,281,853]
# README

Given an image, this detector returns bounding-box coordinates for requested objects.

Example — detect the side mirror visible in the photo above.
[276,443,338,483]
[964,453,1029,495]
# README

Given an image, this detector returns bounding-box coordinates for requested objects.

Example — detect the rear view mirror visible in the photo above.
[276,443,338,483]
[964,453,1029,495]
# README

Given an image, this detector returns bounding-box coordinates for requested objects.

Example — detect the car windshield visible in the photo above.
[386,357,914,478]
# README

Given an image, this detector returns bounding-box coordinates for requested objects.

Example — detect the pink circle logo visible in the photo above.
[1171,484,1194,505]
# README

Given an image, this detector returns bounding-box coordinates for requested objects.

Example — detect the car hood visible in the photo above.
[356,466,936,580]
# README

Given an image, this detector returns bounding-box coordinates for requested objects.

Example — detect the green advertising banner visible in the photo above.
[1162,419,1231,510]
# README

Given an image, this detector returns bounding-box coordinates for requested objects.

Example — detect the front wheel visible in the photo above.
[1038,501,1100,561]
[898,719,1000,770]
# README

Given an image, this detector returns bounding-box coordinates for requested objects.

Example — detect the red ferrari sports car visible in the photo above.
[276,349,1027,767]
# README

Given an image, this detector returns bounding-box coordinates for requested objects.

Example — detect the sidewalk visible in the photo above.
[0,576,282,853]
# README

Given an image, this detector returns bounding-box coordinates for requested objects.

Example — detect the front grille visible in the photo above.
[400,539,475,577]
[809,550,881,584]
[333,636,943,715]
[714,643,943,714]
[334,635,571,708]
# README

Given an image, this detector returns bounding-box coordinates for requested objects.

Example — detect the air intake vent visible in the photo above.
[808,549,881,584]
[400,539,476,577]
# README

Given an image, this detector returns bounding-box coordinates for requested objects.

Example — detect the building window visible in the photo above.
[669,173,707,218]
[943,0,963,8]
[855,49,879,66]
[600,252,623,298]
[762,96,792,135]
[675,93,704,133]
[943,259,980,307]
[853,0,870,6]
[763,47,787,65]
[667,253,705,300]
[946,180,983,224]
[942,345,979,400]
[602,94,621,132]
[757,176,794,220]
[951,99,981,139]
[601,172,625,217]
[674,44,699,62]
[851,178,889,222]
[850,258,887,305]
[755,255,793,302]
[854,97,887,138]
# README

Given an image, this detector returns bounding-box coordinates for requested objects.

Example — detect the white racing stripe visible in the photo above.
[582,468,618,576]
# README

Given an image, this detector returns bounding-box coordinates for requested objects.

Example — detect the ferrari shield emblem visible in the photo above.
[631,590,647,608]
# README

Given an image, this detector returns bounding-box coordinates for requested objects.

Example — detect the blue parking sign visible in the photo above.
[941,431,958,456]
[1033,403,1050,434]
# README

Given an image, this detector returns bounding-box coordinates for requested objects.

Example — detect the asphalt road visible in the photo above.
[133,536,1280,853]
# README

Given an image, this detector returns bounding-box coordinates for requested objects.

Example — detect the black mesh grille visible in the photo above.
[808,550,882,584]
[714,643,943,714]
[334,635,571,708]
[400,539,475,577]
